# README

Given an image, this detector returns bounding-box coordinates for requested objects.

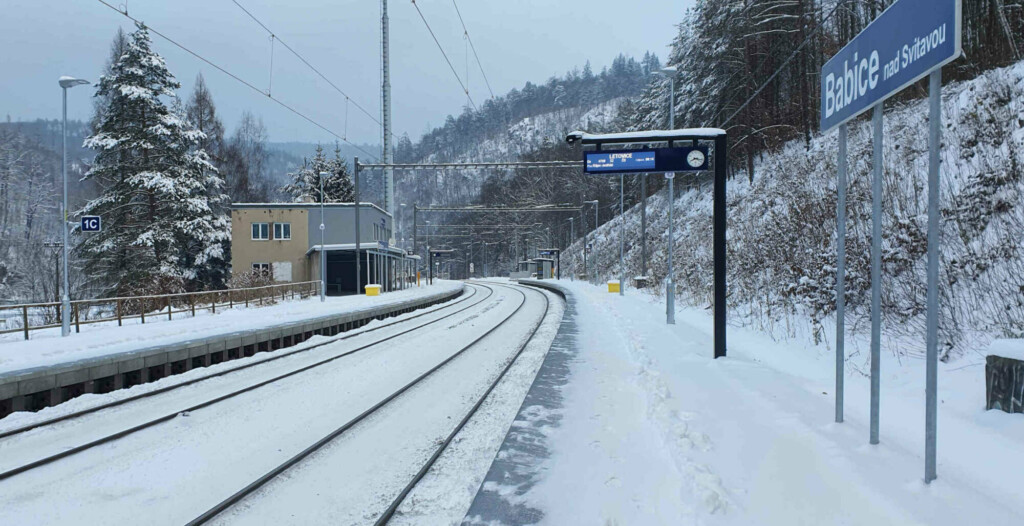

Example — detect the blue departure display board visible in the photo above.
[585,151,656,173]
[583,146,708,175]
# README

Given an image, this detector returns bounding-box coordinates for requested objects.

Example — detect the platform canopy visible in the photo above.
[566,128,726,147]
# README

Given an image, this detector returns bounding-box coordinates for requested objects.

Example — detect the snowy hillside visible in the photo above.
[397,99,624,207]
[565,60,1024,363]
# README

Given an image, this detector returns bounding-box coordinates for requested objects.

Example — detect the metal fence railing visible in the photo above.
[0,281,321,341]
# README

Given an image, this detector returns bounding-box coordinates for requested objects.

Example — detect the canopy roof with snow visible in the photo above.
[566,128,726,147]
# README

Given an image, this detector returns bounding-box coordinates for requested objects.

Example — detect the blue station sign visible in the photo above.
[81,216,102,232]
[820,0,961,132]
[584,146,709,175]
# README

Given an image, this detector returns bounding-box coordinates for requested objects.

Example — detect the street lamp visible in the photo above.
[318,172,328,302]
[584,200,599,284]
[656,65,678,324]
[58,76,89,337]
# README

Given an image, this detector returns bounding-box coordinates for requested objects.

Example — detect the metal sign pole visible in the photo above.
[713,136,728,359]
[619,173,625,296]
[641,174,647,278]
[870,103,884,445]
[925,69,942,483]
[836,124,848,423]
[666,172,675,325]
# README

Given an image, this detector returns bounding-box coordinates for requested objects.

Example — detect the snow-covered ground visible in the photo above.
[512,280,1024,525]
[0,281,463,375]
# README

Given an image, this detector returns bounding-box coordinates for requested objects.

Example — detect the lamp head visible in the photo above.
[58,76,90,89]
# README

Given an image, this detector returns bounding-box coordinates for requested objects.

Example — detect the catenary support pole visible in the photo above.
[381,0,394,222]
[870,103,883,445]
[319,173,326,302]
[836,123,848,423]
[666,172,675,325]
[925,69,942,483]
[354,159,362,296]
[619,173,625,296]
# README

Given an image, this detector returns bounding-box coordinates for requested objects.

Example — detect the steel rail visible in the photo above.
[375,282,552,524]
[186,283,538,525]
[0,285,499,480]
[0,286,479,441]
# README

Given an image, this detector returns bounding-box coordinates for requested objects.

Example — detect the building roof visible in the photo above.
[231,202,391,217]
[306,243,409,256]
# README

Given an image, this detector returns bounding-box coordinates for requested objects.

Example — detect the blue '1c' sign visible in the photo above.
[81,216,102,232]
[820,0,961,132]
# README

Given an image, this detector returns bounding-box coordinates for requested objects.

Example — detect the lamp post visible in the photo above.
[585,200,598,284]
[318,172,328,301]
[58,76,89,337]
[567,217,575,281]
[657,65,678,324]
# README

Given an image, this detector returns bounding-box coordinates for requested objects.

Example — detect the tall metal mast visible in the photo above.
[381,0,395,235]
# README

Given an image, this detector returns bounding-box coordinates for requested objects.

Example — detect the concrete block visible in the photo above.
[167,347,190,362]
[145,353,169,368]
[89,363,119,380]
[18,375,56,396]
[0,381,18,400]
[118,357,145,373]
[56,368,91,387]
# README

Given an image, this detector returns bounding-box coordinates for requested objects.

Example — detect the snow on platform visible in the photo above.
[0,281,463,376]
[469,280,1024,525]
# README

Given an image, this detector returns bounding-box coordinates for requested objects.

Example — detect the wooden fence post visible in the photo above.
[22,306,29,340]
[74,304,80,333]
[211,292,216,314]
[167,297,172,320]
[190,294,196,317]
[117,299,123,326]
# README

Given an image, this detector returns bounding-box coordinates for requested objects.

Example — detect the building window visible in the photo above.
[251,222,269,240]
[252,262,270,276]
[273,222,291,240]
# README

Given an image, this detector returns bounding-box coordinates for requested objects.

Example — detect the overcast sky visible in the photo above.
[2,0,689,145]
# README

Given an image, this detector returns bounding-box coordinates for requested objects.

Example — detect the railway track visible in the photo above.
[187,282,552,525]
[0,284,483,441]
[0,283,497,481]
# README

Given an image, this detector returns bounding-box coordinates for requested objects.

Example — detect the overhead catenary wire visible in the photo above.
[229,0,386,133]
[410,0,478,111]
[451,0,495,99]
[94,0,379,161]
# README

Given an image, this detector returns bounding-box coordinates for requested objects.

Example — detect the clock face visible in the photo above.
[687,150,706,168]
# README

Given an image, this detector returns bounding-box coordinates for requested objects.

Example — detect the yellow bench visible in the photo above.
[607,280,620,293]
[365,284,381,296]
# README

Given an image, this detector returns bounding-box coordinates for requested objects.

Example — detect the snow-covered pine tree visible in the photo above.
[78,23,226,296]
[282,143,354,203]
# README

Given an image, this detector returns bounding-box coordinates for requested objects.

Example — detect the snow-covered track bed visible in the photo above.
[191,282,551,525]
[0,284,496,486]
[0,282,556,524]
